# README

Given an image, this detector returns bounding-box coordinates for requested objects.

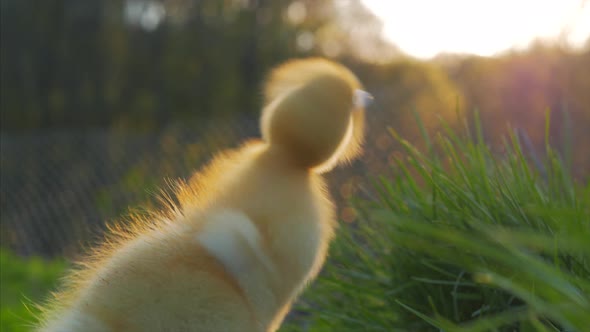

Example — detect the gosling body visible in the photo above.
[37,58,367,332]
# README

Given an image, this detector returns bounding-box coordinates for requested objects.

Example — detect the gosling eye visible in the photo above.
[353,89,373,109]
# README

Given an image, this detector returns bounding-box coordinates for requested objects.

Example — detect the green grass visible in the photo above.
[0,250,66,332]
[285,112,590,331]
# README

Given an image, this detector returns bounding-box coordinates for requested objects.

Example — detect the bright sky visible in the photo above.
[361,0,590,59]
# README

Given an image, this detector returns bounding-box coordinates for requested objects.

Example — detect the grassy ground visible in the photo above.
[2,113,588,331]
[284,112,590,331]
[0,250,66,332]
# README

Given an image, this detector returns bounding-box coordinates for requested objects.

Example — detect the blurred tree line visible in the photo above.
[0,0,392,130]
[3,0,587,159]
[2,0,587,159]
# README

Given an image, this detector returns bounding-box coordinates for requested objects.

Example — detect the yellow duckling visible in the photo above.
[37,57,371,332]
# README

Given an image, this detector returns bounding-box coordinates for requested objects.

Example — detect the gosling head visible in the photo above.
[260,58,371,173]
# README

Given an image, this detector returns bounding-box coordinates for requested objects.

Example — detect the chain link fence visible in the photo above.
[1,118,263,257]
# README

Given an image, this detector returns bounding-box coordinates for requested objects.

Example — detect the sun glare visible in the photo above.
[361,0,590,59]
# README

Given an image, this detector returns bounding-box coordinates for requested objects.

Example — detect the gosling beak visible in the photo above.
[353,89,373,109]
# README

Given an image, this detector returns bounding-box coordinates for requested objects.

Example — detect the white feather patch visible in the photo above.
[197,210,276,278]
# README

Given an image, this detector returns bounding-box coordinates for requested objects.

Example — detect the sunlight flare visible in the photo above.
[361,0,590,58]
